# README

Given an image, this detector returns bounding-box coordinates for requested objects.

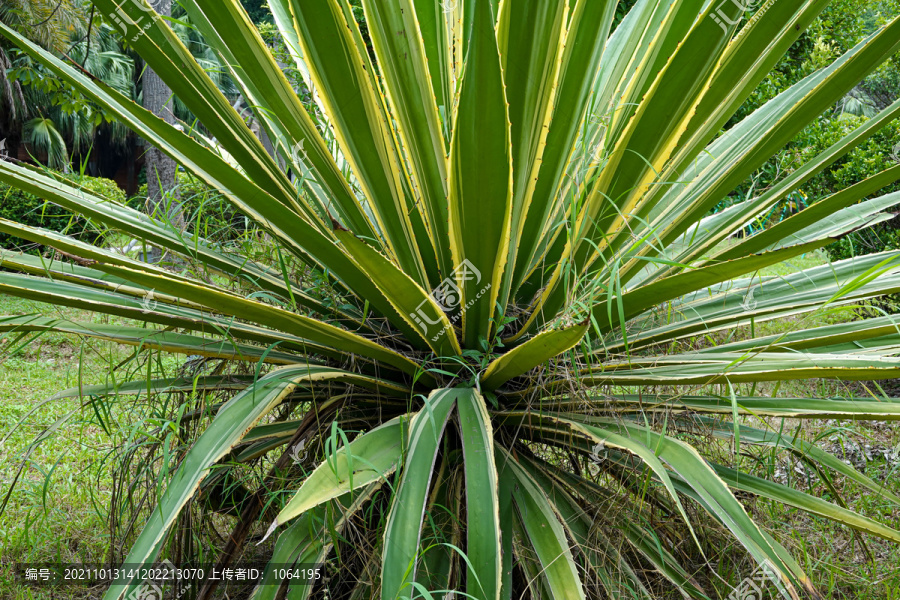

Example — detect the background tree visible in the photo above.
[238,0,272,25]
[0,0,86,157]
[140,0,181,231]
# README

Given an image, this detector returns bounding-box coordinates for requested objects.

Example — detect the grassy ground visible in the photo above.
[0,298,119,599]
[2,249,900,598]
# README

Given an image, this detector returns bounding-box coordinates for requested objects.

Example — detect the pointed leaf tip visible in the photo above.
[258,518,280,546]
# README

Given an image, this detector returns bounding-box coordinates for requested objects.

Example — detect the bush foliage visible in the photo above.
[0,173,123,250]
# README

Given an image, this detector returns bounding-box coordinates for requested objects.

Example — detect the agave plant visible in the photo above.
[4,0,900,598]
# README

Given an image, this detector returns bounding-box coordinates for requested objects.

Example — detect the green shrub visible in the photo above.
[793,114,900,199]
[725,113,900,263]
[0,173,123,251]
[804,115,900,305]
[132,174,248,242]
[799,117,900,261]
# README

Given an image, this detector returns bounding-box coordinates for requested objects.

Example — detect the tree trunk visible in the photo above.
[142,0,182,235]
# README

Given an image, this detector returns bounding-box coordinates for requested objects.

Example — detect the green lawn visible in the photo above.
[0,296,187,599]
[0,298,116,599]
